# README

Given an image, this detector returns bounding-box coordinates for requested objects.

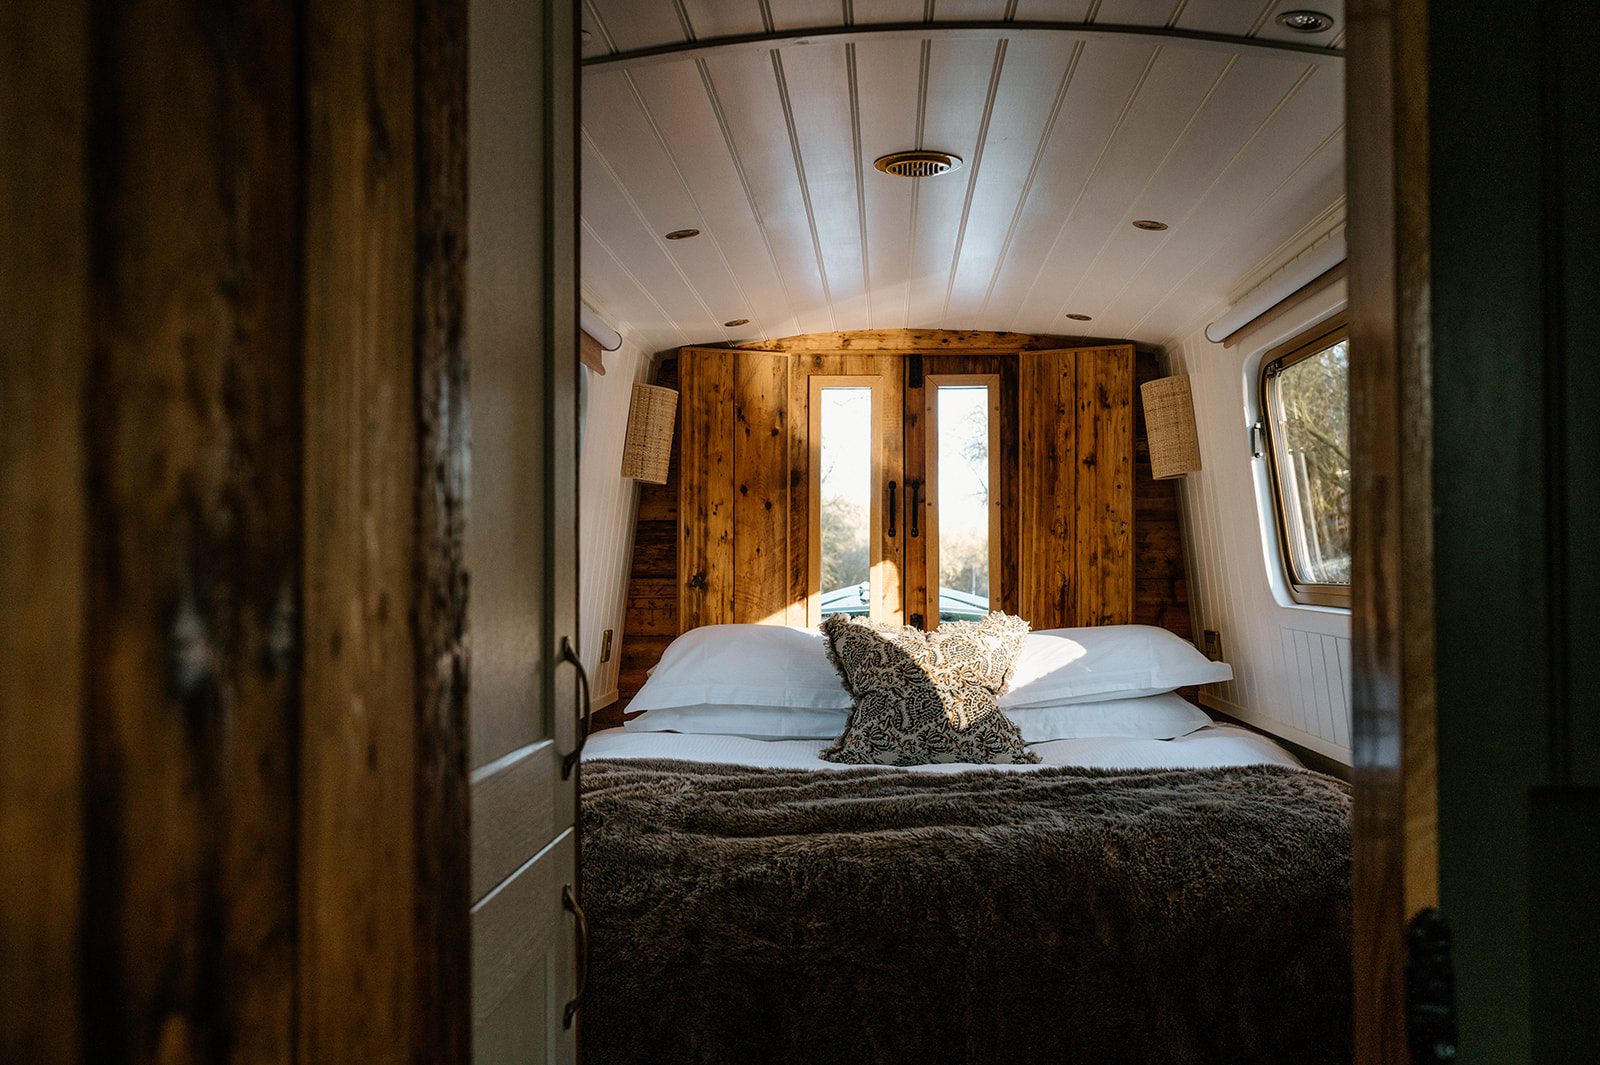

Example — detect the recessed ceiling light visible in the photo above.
[664,228,700,240]
[1275,10,1334,33]
[579,28,593,43]
[1065,313,1093,322]
[723,318,750,327]
[1132,219,1169,231]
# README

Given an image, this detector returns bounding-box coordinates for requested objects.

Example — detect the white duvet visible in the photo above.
[581,722,1302,773]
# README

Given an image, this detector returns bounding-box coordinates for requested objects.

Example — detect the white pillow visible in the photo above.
[1009,692,1212,742]
[627,624,853,712]
[1000,625,1232,708]
[624,703,847,740]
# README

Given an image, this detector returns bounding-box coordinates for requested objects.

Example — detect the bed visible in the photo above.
[576,623,1352,1065]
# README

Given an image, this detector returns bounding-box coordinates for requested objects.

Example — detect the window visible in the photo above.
[808,374,897,623]
[816,385,875,617]
[1260,319,1350,607]
[924,375,1000,622]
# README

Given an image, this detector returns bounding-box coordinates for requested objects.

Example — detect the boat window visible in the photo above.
[1260,321,1351,608]
[925,375,1000,622]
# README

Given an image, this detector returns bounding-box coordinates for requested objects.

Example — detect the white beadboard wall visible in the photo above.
[1163,274,1353,765]
[578,337,650,709]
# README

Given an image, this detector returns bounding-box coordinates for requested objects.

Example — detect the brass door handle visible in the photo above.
[562,884,589,1029]
[559,637,591,779]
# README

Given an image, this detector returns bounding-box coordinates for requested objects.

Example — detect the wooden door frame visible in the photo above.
[920,373,1003,623]
[1346,0,1439,1060]
[805,374,894,625]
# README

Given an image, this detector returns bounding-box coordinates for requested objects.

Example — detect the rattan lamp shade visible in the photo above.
[1140,375,1201,479]
[620,382,678,484]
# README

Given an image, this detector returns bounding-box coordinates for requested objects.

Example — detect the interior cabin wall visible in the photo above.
[607,336,1192,727]
[0,1,473,1060]
[577,337,651,710]
[1164,272,1352,765]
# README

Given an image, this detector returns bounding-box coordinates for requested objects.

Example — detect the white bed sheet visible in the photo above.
[581,723,1302,773]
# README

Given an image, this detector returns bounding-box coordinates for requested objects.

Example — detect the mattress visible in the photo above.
[581,721,1302,772]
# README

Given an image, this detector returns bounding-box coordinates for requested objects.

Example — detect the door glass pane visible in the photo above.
[818,387,873,617]
[936,385,991,620]
[1272,338,1351,585]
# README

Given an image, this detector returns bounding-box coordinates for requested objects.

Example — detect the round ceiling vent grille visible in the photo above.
[873,150,963,178]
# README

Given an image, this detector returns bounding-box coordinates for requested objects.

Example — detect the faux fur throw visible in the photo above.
[580,759,1351,1065]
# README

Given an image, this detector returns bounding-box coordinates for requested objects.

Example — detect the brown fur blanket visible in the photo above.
[580,759,1351,1065]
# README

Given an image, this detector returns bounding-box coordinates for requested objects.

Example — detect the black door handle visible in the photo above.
[887,481,897,538]
[1406,908,1458,1064]
[562,884,589,1029]
[559,636,592,780]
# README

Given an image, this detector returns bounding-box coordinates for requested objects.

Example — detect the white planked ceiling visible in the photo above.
[578,1,1345,352]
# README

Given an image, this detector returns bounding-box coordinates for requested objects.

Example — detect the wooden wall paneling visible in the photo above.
[72,2,305,1060]
[413,0,470,1059]
[613,357,680,722]
[732,350,791,623]
[737,329,1106,353]
[1133,348,1192,638]
[678,348,737,629]
[1072,346,1136,626]
[620,333,1181,714]
[788,354,816,623]
[1018,349,1079,627]
[0,3,87,1060]
[301,0,417,1058]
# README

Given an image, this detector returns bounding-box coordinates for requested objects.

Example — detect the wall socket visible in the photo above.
[600,628,613,663]
[1202,629,1224,662]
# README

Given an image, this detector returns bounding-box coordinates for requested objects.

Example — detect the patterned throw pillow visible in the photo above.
[819,612,1037,766]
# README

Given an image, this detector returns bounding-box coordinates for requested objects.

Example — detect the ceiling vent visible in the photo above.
[873,150,963,179]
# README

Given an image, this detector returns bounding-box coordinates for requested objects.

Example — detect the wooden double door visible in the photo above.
[676,342,1135,634]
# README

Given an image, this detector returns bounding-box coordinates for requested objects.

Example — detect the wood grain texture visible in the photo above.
[300,0,417,1059]
[737,328,1114,353]
[0,3,87,1061]
[1346,1,1439,1062]
[1073,347,1135,626]
[1018,346,1136,628]
[1019,349,1078,627]
[620,334,1178,713]
[732,351,791,623]
[413,0,470,1060]
[77,2,304,1061]
[678,349,737,629]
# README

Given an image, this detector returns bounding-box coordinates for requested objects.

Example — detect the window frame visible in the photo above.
[1258,314,1352,609]
[922,373,1001,622]
[807,374,890,625]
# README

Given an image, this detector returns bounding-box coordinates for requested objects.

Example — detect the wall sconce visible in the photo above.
[620,383,678,484]
[1140,375,1201,479]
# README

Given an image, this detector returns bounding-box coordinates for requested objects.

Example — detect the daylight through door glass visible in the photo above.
[935,384,993,621]
[818,387,873,617]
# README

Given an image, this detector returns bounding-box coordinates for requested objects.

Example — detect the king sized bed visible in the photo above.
[576,623,1352,1065]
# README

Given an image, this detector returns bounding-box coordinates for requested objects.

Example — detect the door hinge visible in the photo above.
[908,354,924,390]
[1406,908,1459,1064]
